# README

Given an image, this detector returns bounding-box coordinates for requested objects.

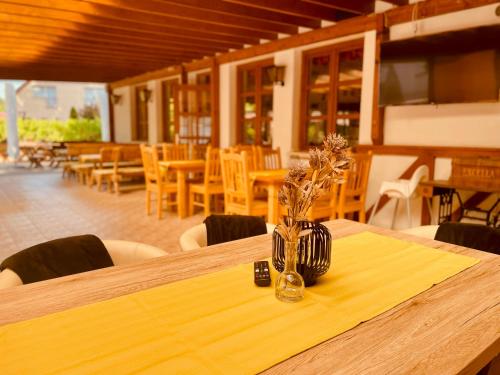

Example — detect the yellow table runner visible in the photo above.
[0,232,479,374]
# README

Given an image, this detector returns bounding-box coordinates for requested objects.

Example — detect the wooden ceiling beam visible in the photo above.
[300,0,374,14]
[0,26,228,55]
[384,0,499,26]
[0,3,260,45]
[81,0,299,35]
[0,65,141,82]
[222,0,341,21]
[155,0,321,28]
[1,0,278,40]
[0,41,188,66]
[0,48,175,69]
[0,13,248,48]
[0,34,206,61]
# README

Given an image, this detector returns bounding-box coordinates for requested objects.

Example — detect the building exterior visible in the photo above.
[109,2,500,229]
[16,81,106,121]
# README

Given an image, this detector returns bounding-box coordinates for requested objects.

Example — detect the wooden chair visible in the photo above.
[231,145,258,171]
[188,146,224,217]
[333,151,373,223]
[89,147,116,190]
[220,150,268,218]
[257,146,282,170]
[140,144,177,219]
[110,146,144,194]
[162,143,189,161]
[190,144,208,160]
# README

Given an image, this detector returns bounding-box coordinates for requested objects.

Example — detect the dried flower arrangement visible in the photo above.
[276,133,351,243]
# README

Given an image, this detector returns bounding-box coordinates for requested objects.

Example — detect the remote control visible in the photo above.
[254,261,271,287]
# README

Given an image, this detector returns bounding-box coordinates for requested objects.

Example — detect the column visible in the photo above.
[5,82,19,160]
[98,88,111,142]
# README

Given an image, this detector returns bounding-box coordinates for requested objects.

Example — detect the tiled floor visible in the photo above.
[0,165,205,260]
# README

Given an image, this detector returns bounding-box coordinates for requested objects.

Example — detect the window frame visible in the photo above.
[161,78,180,143]
[236,58,275,146]
[300,39,364,149]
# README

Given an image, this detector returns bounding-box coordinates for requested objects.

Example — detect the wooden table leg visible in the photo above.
[267,183,279,224]
[177,170,187,219]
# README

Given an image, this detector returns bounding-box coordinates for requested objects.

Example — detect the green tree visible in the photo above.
[0,98,5,112]
[69,106,79,119]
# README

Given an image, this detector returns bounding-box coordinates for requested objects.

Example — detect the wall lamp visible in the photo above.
[268,65,286,86]
[110,94,122,105]
[139,88,153,103]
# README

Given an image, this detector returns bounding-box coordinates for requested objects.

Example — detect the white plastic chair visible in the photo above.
[368,165,434,228]
[180,223,276,251]
[0,240,168,289]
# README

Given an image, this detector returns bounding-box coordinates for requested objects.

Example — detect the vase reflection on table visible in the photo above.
[274,133,350,302]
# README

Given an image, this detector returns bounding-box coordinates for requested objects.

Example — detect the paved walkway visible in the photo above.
[0,165,204,261]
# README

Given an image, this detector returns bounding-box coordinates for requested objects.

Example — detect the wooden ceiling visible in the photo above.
[0,0,391,83]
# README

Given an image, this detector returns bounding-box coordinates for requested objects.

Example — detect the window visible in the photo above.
[32,86,57,108]
[237,59,274,146]
[133,85,149,141]
[161,79,178,142]
[84,88,102,107]
[301,41,363,148]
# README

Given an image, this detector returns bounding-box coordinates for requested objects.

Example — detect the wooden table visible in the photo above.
[420,179,500,225]
[0,220,497,374]
[250,169,287,224]
[159,160,205,219]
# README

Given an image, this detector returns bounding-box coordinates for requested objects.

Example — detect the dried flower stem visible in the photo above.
[276,133,351,243]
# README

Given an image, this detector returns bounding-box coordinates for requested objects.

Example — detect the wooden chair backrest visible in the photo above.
[204,146,222,185]
[258,146,282,170]
[67,143,111,157]
[191,144,208,160]
[162,143,189,161]
[99,147,115,163]
[220,150,252,207]
[231,144,258,171]
[140,144,161,185]
[339,151,373,201]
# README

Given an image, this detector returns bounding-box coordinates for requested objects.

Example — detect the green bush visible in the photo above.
[0,118,102,142]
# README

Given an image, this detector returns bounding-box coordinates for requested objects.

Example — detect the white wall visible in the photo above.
[112,86,132,143]
[384,103,500,148]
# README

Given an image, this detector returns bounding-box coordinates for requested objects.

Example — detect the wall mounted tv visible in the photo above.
[379,25,500,106]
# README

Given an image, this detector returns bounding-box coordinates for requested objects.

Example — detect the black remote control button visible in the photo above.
[254,260,271,287]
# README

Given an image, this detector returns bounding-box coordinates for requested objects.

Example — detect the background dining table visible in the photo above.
[159,159,205,219]
[250,169,287,224]
[0,219,498,374]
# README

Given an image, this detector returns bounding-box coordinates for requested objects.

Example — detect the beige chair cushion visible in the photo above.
[102,240,167,266]
[179,223,276,251]
[0,268,23,289]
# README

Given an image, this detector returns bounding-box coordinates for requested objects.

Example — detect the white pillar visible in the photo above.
[273,49,301,166]
[98,89,111,142]
[5,82,19,160]
[359,30,377,145]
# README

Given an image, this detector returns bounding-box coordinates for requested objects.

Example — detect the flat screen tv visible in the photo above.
[379,25,500,106]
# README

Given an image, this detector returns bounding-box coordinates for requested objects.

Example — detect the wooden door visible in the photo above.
[173,84,212,145]
[134,85,149,141]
